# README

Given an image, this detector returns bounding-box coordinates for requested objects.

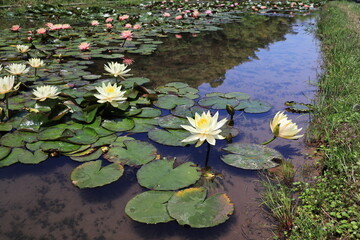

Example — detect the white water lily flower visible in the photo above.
[6,63,30,76]
[16,44,30,53]
[0,76,15,94]
[104,62,131,79]
[94,82,127,107]
[181,111,227,147]
[33,85,60,101]
[28,58,45,68]
[270,111,303,140]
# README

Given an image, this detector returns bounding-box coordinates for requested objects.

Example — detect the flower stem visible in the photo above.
[205,142,211,167]
[261,136,277,145]
[4,93,9,120]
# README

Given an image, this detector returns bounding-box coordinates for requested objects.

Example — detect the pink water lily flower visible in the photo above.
[105,17,113,23]
[122,58,134,65]
[119,15,129,21]
[192,10,199,18]
[121,30,133,40]
[79,42,90,51]
[163,12,171,17]
[11,25,21,31]
[36,28,47,34]
[106,24,113,29]
[205,10,212,15]
[133,24,141,30]
[62,24,71,29]
[175,15,183,20]
[125,23,132,28]
[91,20,99,26]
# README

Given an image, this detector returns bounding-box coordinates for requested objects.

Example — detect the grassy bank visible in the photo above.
[290,1,360,239]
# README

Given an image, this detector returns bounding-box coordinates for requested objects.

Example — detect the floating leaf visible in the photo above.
[221,143,283,170]
[66,127,99,145]
[129,118,158,133]
[17,113,49,132]
[105,140,157,166]
[154,95,194,110]
[167,187,234,228]
[70,148,104,162]
[91,134,117,148]
[135,107,162,118]
[125,191,174,224]
[71,160,124,189]
[122,77,151,89]
[224,92,250,100]
[102,118,135,132]
[234,100,271,113]
[20,149,48,164]
[198,96,239,109]
[158,115,189,129]
[285,101,312,113]
[148,128,195,146]
[0,146,11,160]
[137,158,201,190]
[40,141,82,153]
[165,82,189,89]
[171,105,208,118]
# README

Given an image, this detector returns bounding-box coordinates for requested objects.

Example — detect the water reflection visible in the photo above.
[0,15,320,240]
[129,14,296,88]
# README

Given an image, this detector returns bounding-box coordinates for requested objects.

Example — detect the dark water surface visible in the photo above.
[0,15,320,240]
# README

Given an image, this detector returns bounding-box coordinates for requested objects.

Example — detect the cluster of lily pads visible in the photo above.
[0,1,308,228]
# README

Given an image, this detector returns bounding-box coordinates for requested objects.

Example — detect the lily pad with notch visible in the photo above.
[148,128,195,147]
[125,191,174,224]
[167,187,234,228]
[154,95,194,110]
[71,160,124,189]
[198,96,239,110]
[221,143,283,170]
[234,100,271,113]
[137,158,201,190]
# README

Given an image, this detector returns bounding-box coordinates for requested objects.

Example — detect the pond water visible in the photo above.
[0,14,320,240]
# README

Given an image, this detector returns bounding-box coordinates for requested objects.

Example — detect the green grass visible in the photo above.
[290,1,360,239]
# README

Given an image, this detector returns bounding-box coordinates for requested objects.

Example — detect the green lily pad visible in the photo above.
[285,101,312,113]
[171,105,208,118]
[70,148,104,162]
[38,127,74,141]
[105,140,157,166]
[40,141,82,153]
[129,118,158,133]
[110,136,136,148]
[137,158,201,190]
[167,187,234,228]
[198,96,239,110]
[102,118,135,132]
[165,82,189,89]
[135,107,162,118]
[0,122,13,132]
[17,113,49,132]
[125,191,174,224]
[154,95,194,110]
[148,128,195,146]
[66,127,99,145]
[91,134,117,148]
[224,92,251,100]
[0,146,11,160]
[221,143,283,170]
[20,149,48,164]
[205,92,225,97]
[122,77,151,89]
[0,131,37,148]
[158,115,189,129]
[234,100,271,113]
[71,160,124,189]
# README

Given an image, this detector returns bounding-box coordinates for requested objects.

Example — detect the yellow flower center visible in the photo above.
[105,86,115,93]
[196,117,209,128]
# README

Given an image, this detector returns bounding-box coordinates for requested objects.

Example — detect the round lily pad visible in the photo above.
[198,96,239,110]
[154,95,194,110]
[171,105,208,118]
[158,115,189,129]
[0,146,11,160]
[148,128,195,146]
[137,158,201,190]
[221,143,283,170]
[224,92,250,100]
[102,119,135,132]
[105,140,157,166]
[125,191,174,224]
[129,118,158,133]
[135,107,162,118]
[66,127,99,145]
[234,100,271,113]
[71,160,124,189]
[167,187,234,228]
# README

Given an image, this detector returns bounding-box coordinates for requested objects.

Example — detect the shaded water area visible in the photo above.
[0,14,320,240]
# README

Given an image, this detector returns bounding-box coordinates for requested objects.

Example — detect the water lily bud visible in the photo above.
[226,104,235,117]
[101,146,109,153]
